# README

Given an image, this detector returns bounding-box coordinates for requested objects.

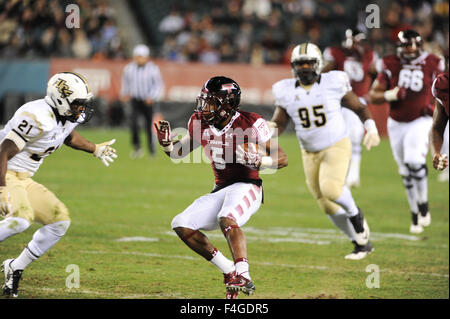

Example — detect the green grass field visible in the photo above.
[0,129,448,299]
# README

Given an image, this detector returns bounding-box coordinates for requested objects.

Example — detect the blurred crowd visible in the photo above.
[0,0,125,59]
[0,0,448,63]
[157,0,449,65]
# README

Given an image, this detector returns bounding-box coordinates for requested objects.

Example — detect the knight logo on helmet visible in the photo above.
[195,76,242,126]
[396,29,423,61]
[44,72,94,124]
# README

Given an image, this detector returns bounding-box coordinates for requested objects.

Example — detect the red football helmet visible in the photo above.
[396,29,423,60]
[195,76,241,126]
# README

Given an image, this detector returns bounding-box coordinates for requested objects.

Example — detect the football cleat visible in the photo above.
[410,213,423,234]
[224,271,238,299]
[349,208,370,246]
[2,259,23,298]
[226,274,255,296]
[129,148,144,160]
[418,212,431,227]
[345,241,374,260]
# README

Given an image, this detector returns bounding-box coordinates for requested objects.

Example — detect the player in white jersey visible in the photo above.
[0,72,118,297]
[269,43,381,260]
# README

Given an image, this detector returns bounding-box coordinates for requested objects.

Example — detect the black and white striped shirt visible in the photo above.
[121,61,164,101]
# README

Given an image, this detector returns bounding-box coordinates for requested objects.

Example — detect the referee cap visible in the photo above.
[133,44,150,57]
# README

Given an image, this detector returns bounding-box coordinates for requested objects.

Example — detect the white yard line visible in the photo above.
[81,250,449,278]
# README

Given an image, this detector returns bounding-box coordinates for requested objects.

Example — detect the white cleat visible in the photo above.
[345,241,374,260]
[418,212,431,227]
[2,259,23,298]
[409,223,423,234]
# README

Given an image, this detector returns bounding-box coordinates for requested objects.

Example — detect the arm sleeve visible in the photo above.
[323,47,335,63]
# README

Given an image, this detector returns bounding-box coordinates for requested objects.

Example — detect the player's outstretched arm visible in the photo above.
[154,120,198,159]
[369,79,406,104]
[64,131,118,167]
[268,106,289,137]
[429,101,449,170]
[342,91,380,150]
[0,139,20,216]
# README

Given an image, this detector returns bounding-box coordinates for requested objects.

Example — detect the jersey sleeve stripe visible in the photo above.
[11,129,28,143]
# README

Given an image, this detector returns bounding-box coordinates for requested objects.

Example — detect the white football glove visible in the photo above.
[362,119,380,151]
[0,186,13,217]
[94,139,118,167]
[236,144,262,170]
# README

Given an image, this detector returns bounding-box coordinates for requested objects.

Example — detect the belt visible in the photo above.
[7,170,31,179]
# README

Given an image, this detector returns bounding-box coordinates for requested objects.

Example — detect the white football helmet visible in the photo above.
[291,42,323,84]
[44,72,94,124]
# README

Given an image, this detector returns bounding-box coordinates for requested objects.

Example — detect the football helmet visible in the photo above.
[291,42,323,85]
[342,28,367,53]
[44,72,94,124]
[195,76,241,126]
[396,29,423,61]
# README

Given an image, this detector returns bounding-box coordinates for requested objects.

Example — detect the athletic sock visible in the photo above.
[328,208,356,241]
[210,249,235,274]
[235,258,251,280]
[334,187,359,217]
[11,246,38,270]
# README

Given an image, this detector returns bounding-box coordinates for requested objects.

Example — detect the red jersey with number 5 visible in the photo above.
[376,52,445,122]
[187,111,273,187]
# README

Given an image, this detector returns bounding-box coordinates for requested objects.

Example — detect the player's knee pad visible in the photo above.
[317,198,341,215]
[406,163,428,180]
[46,220,71,237]
[401,175,414,189]
[28,220,70,257]
[0,217,31,241]
[320,180,343,202]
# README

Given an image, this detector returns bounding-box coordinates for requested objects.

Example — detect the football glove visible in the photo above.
[433,153,448,171]
[384,86,407,102]
[94,139,118,167]
[362,119,380,151]
[154,120,174,152]
[236,144,262,170]
[0,186,13,217]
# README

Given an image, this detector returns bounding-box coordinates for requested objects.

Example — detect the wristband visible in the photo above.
[260,156,273,168]
[363,119,377,131]
[163,143,174,152]
[384,87,399,102]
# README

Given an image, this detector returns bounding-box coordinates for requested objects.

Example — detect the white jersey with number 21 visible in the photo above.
[0,99,78,176]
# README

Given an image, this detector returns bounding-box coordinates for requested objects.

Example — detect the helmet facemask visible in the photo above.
[68,98,94,124]
[292,59,320,85]
[397,30,422,61]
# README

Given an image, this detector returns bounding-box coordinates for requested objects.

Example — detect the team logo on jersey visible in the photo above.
[55,78,73,99]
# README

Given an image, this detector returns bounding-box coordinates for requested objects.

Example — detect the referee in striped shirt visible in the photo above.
[121,44,164,158]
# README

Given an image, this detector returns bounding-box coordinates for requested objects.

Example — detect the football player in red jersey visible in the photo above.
[323,29,379,188]
[369,30,445,234]
[430,72,449,180]
[154,76,288,298]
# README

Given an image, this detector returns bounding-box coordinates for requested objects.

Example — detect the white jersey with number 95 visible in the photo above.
[272,71,352,152]
[0,99,78,176]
